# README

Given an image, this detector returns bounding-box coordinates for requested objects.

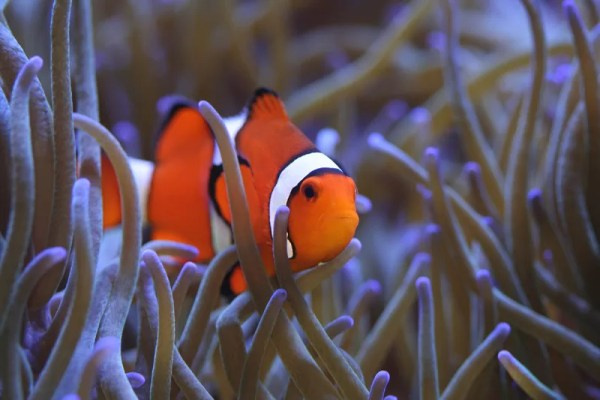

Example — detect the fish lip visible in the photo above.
[316,211,358,230]
[329,213,359,230]
[333,212,359,221]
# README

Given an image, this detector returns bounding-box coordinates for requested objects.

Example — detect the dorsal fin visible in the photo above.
[153,98,212,163]
[246,87,288,121]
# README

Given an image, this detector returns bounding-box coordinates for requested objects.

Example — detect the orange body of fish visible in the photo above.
[102,88,359,296]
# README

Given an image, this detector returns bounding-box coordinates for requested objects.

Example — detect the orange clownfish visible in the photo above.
[102,88,359,297]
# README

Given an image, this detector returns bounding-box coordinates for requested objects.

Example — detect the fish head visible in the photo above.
[287,172,359,269]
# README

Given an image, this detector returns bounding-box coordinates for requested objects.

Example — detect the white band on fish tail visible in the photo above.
[129,157,154,224]
[212,111,246,165]
[269,151,342,258]
[209,202,233,253]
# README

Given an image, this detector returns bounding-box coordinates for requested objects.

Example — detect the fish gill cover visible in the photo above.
[0,0,599,399]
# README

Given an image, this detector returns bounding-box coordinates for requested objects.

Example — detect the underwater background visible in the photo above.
[1,0,600,398]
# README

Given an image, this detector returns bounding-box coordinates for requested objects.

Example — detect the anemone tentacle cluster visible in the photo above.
[1,0,599,399]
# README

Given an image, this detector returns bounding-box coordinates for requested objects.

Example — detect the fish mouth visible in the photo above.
[333,212,359,222]
[328,212,359,233]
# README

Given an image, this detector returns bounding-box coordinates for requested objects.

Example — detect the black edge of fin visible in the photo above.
[151,96,199,159]
[246,87,282,118]
[250,87,280,104]
[220,262,241,301]
[208,156,251,224]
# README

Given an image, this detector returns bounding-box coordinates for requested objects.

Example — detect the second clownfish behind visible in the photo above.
[102,88,359,297]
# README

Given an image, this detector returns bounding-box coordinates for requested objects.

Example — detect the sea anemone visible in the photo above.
[1,0,599,399]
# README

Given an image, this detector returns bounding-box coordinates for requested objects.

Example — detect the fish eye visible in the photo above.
[303,183,316,200]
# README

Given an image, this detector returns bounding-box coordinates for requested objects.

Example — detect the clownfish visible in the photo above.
[102,88,359,297]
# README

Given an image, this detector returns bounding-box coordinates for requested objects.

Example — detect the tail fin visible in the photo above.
[101,152,121,229]
[148,100,218,261]
[101,152,155,229]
